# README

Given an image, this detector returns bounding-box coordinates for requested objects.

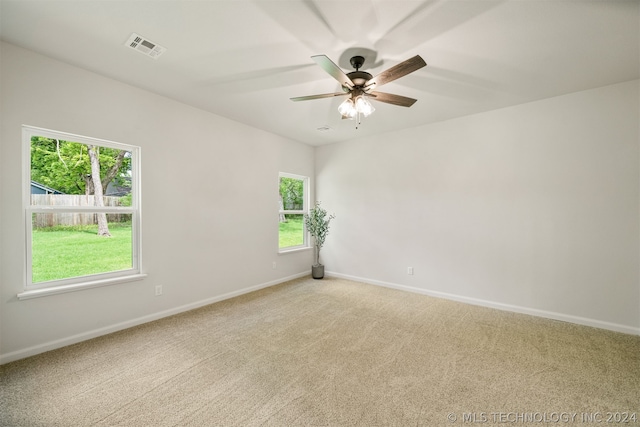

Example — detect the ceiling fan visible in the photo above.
[291,54,427,126]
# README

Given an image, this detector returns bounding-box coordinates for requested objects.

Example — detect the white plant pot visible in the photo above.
[312,264,324,279]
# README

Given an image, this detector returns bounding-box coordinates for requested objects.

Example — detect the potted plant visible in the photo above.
[304,202,335,279]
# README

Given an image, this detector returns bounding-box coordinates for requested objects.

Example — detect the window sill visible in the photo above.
[278,246,313,255]
[17,273,147,300]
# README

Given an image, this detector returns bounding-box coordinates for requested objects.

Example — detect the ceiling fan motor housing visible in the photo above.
[345,55,372,89]
[346,71,373,88]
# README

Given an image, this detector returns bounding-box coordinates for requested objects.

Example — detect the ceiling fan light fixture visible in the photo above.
[355,96,375,117]
[338,95,374,121]
[338,98,357,119]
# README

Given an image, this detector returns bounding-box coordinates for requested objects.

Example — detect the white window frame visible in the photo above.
[278,172,310,253]
[19,126,145,300]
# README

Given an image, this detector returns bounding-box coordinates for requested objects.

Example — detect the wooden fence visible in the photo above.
[31,194,129,228]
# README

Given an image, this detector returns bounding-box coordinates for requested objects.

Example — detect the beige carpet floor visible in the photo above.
[1,277,639,426]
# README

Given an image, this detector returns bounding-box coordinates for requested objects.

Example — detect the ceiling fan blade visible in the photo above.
[311,55,354,89]
[367,91,418,107]
[290,92,348,102]
[365,55,427,89]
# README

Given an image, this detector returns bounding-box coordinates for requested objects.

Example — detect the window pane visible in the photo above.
[31,213,133,283]
[279,214,304,248]
[279,177,304,210]
[30,137,132,205]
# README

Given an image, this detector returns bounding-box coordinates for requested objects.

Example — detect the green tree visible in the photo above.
[279,177,303,210]
[31,137,130,236]
[31,137,130,195]
[279,177,304,223]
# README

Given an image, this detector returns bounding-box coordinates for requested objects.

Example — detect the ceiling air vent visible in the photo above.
[125,33,166,59]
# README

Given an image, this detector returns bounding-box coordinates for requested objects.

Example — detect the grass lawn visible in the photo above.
[279,214,304,248]
[32,217,303,283]
[31,223,132,283]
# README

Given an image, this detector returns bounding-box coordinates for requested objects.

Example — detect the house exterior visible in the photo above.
[30,181,64,195]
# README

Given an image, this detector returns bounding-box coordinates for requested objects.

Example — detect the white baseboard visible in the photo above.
[326,271,640,336]
[0,271,310,365]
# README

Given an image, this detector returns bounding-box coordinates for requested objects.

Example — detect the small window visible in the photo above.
[278,172,309,251]
[23,126,142,295]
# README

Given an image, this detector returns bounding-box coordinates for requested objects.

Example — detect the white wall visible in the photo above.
[0,43,314,363]
[317,80,640,334]
[2,42,638,364]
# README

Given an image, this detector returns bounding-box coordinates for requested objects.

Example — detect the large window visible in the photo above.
[278,172,309,252]
[21,126,143,299]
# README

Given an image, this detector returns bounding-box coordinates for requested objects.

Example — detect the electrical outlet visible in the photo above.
[407,267,414,275]
[155,285,162,296]
[272,262,277,270]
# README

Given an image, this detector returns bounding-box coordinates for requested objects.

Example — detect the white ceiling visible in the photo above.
[1,0,638,146]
